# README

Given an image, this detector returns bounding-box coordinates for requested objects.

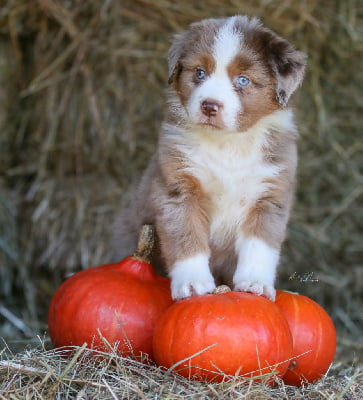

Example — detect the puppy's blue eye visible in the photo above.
[196,68,206,80]
[237,75,250,86]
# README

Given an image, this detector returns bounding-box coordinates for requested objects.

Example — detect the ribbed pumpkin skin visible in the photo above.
[48,257,174,360]
[275,291,336,386]
[152,291,293,382]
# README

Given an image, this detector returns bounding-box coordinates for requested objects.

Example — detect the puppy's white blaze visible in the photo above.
[213,16,241,73]
[233,237,279,299]
[187,17,242,131]
[212,18,241,130]
[169,253,216,300]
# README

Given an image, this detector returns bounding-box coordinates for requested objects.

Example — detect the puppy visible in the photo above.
[112,15,306,301]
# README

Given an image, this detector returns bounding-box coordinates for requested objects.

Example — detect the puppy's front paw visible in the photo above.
[234,237,278,301]
[172,278,216,300]
[234,280,276,301]
[169,254,216,300]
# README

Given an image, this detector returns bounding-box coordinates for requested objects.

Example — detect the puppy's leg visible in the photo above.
[154,175,215,299]
[169,254,215,300]
[233,236,279,300]
[112,159,158,263]
[111,205,142,262]
[233,192,292,301]
[111,193,141,262]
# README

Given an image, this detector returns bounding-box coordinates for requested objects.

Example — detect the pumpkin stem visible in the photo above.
[134,224,155,261]
[213,285,232,294]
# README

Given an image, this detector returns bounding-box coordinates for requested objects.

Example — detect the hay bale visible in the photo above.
[0,180,18,297]
[22,175,124,269]
[0,39,21,297]
[0,0,362,341]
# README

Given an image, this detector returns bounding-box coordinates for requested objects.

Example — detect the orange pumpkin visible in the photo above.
[48,226,174,360]
[275,290,336,386]
[152,287,293,382]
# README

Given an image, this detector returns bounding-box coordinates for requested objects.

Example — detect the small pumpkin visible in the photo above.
[48,225,174,360]
[275,290,336,386]
[152,286,293,382]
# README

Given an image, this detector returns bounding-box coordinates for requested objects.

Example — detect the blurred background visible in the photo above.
[0,0,362,356]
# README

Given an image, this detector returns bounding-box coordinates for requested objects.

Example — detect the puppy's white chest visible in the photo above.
[183,134,279,239]
[204,157,268,229]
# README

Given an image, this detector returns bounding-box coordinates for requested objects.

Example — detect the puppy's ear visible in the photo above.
[168,19,221,85]
[168,32,187,85]
[266,34,307,107]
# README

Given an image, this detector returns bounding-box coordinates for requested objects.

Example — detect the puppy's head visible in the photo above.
[168,16,306,132]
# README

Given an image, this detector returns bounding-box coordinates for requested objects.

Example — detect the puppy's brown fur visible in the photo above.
[112,16,306,300]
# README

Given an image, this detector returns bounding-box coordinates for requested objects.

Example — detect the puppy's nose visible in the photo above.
[201,99,222,117]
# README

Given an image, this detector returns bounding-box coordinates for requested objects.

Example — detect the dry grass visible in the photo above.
[0,0,362,397]
[0,342,362,400]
